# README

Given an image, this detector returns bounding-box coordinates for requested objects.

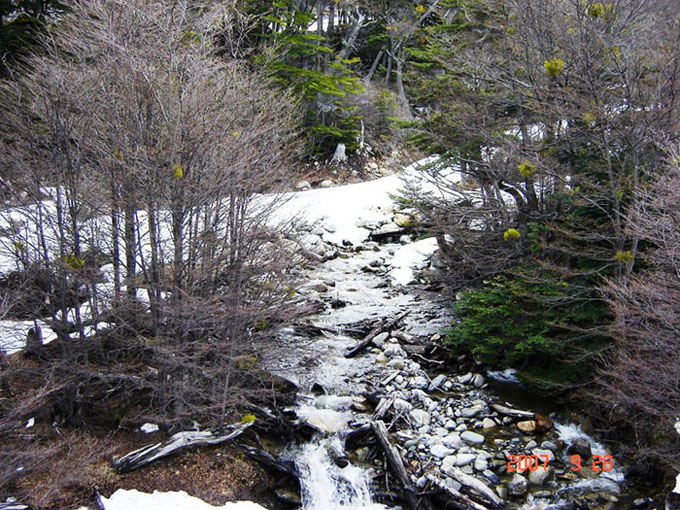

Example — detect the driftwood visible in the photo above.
[491,403,534,419]
[244,445,299,479]
[373,396,395,420]
[440,465,504,508]
[372,420,420,510]
[426,475,492,510]
[345,312,410,358]
[112,422,253,473]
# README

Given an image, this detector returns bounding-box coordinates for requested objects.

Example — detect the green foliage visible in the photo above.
[517,160,535,177]
[446,270,610,387]
[241,413,256,423]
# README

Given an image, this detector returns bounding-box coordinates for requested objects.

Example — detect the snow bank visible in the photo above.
[100,489,266,510]
[387,237,439,285]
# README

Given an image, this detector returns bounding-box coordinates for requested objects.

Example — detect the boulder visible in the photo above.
[567,438,593,459]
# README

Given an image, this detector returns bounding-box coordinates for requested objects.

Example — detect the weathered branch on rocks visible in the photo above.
[112,422,253,473]
[426,475,493,510]
[373,396,396,421]
[345,312,410,358]
[490,403,534,419]
[371,419,420,510]
[440,465,504,508]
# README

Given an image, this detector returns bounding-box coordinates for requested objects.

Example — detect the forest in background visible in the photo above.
[1,0,679,505]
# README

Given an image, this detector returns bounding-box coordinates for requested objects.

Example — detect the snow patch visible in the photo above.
[387,237,439,285]
[100,489,266,510]
[140,423,159,434]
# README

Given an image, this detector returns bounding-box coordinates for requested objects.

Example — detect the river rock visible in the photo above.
[409,409,431,427]
[474,457,489,471]
[461,405,484,418]
[394,398,413,413]
[373,332,390,348]
[461,431,485,444]
[517,420,537,433]
[430,444,453,459]
[528,466,553,486]
[471,374,485,387]
[482,418,497,430]
[459,373,473,384]
[541,440,558,451]
[507,473,529,497]
[410,376,429,390]
[374,352,387,364]
[387,358,405,370]
[442,434,461,448]
[430,374,447,389]
[455,453,476,466]
[384,344,406,358]
[532,448,555,463]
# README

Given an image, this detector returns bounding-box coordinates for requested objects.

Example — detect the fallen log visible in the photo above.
[491,403,534,419]
[426,475,492,510]
[345,312,409,358]
[244,445,299,479]
[440,465,504,508]
[112,422,253,473]
[371,420,420,510]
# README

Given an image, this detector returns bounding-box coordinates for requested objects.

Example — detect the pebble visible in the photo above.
[430,444,453,458]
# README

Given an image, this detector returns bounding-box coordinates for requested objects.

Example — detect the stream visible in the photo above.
[263,231,639,510]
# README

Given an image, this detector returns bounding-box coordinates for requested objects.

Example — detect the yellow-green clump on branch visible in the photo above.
[504,228,521,241]
[544,58,565,77]
[518,160,536,177]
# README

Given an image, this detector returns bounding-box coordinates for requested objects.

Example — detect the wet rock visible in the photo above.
[409,409,431,427]
[507,473,528,497]
[517,420,537,433]
[534,413,554,432]
[567,438,593,459]
[275,489,301,505]
[528,466,553,486]
[461,431,485,444]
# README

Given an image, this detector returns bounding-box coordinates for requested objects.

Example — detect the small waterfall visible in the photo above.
[297,438,384,510]
[293,394,389,510]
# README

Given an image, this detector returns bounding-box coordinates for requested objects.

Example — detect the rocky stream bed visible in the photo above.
[259,205,642,510]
